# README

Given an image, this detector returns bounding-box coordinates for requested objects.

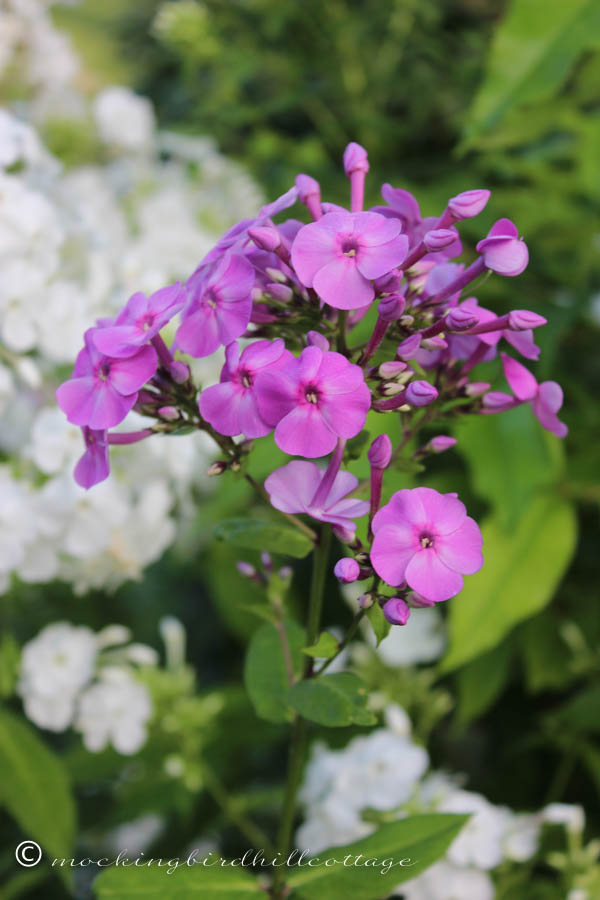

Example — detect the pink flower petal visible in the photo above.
[501,353,538,401]
[435,517,483,575]
[243,338,287,371]
[404,549,464,603]
[291,220,339,286]
[237,391,271,438]
[313,256,374,310]
[274,405,337,457]
[265,461,323,513]
[352,212,403,245]
[108,346,157,395]
[199,382,243,436]
[371,522,419,586]
[255,370,298,426]
[416,488,467,535]
[319,387,370,438]
[177,309,221,358]
[355,234,409,280]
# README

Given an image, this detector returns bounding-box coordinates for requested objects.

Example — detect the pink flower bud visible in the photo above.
[248,226,281,253]
[476,219,529,276]
[446,306,479,331]
[236,561,256,578]
[306,330,330,351]
[405,591,436,608]
[158,405,180,421]
[448,189,490,220]
[429,435,457,453]
[368,434,393,469]
[378,361,408,379]
[421,336,447,350]
[424,228,457,251]
[374,269,404,294]
[397,334,421,359]
[261,552,273,570]
[267,283,293,302]
[382,597,411,626]
[507,309,547,330]
[406,380,438,407]
[343,142,369,175]
[170,361,190,384]
[359,593,374,609]
[207,461,227,476]
[295,174,321,204]
[378,292,406,322]
[334,557,360,583]
[332,523,356,544]
[482,391,517,411]
[464,381,491,397]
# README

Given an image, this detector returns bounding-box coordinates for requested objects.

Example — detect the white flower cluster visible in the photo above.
[297,706,585,900]
[18,621,155,755]
[0,1,264,595]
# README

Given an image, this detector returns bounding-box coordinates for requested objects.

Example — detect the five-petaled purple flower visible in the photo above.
[255,346,371,457]
[265,460,369,533]
[371,487,483,603]
[177,253,255,358]
[291,211,408,310]
[93,284,184,358]
[56,329,157,430]
[199,339,292,438]
[482,354,568,438]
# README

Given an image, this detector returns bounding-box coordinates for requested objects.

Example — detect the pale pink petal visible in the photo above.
[265,461,323,513]
[274,405,337,457]
[88,383,136,430]
[319,386,370,438]
[199,382,243,436]
[487,218,519,239]
[313,257,374,310]
[298,346,324,383]
[216,296,252,345]
[316,353,365,394]
[352,212,403,245]
[237,391,271,438]
[254,370,298,425]
[243,338,286,371]
[290,220,338,286]
[405,550,464,603]
[108,346,157,395]
[176,309,221,358]
[371,523,419,586]
[326,497,370,519]
[501,353,538,401]
[324,470,361,506]
[355,234,409,280]
[435,517,483,575]
[532,382,568,437]
[504,329,540,360]
[416,488,467,534]
[56,377,98,425]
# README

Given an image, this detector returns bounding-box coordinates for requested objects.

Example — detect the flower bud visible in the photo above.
[295,173,321,204]
[307,330,330,351]
[368,434,392,469]
[359,593,374,609]
[482,391,515,411]
[334,557,360,583]
[405,591,436,608]
[332,523,356,544]
[158,405,180,421]
[343,142,369,175]
[382,597,411,626]
[207,460,227,476]
[424,228,457,252]
[378,292,406,321]
[267,283,293,302]
[507,309,547,331]
[170,360,190,384]
[278,566,293,581]
[448,189,490,220]
[261,552,273,570]
[428,435,457,453]
[446,306,479,331]
[421,336,447,350]
[464,381,490,397]
[248,226,281,253]
[399,315,414,327]
[374,269,403,294]
[406,380,438,407]
[381,382,407,396]
[378,361,408,380]
[397,334,421,359]
[265,267,288,283]
[236,561,256,578]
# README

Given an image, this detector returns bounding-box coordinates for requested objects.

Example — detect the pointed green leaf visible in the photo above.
[94,862,263,898]
[215,518,313,558]
[302,632,339,659]
[288,673,376,727]
[244,619,305,723]
[366,601,391,647]
[287,814,469,900]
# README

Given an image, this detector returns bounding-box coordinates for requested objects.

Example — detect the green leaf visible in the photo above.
[244,619,305,723]
[288,673,376,727]
[0,708,76,863]
[441,495,577,672]
[549,686,600,735]
[366,602,391,647]
[518,614,574,693]
[455,638,515,724]
[238,602,278,625]
[0,633,20,697]
[463,0,600,144]
[302,632,339,659]
[94,862,263,898]
[287,814,469,900]
[455,407,563,530]
[215,518,313,558]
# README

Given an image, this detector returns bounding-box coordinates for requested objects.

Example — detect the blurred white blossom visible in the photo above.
[75,666,153,755]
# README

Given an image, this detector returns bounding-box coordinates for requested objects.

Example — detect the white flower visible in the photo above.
[75,667,153,755]
[93,87,155,152]
[542,803,585,834]
[104,814,164,856]
[502,812,541,862]
[18,622,97,731]
[438,789,512,871]
[401,861,495,900]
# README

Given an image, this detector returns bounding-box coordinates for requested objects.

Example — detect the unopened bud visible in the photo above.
[236,561,256,579]
[399,315,414,327]
[406,380,438,407]
[447,189,490,220]
[382,597,411,626]
[334,557,361,584]
[267,283,293,302]
[508,309,547,331]
[374,269,404,294]
[428,435,457,453]
[446,306,479,331]
[158,405,180,421]
[261,552,273,570]
[397,334,421,359]
[248,226,281,253]
[343,142,369,175]
[464,381,491,397]
[378,292,406,321]
[381,382,407,397]
[170,360,190,383]
[378,361,408,380]
[265,267,288,283]
[368,434,392,469]
[359,593,375,609]
[307,330,330,351]
[332,523,356,544]
[295,173,321,204]
[405,591,436,608]
[355,552,370,566]
[207,461,227,476]
[421,336,448,350]
[424,228,457,251]
[278,566,293,581]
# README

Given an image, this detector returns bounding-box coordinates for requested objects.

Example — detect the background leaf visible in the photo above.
[441,495,577,672]
[215,518,314,559]
[244,619,305,723]
[94,862,263,898]
[288,673,376,727]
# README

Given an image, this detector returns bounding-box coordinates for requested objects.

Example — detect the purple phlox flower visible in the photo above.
[264,460,369,532]
[56,329,157,430]
[382,597,411,626]
[371,487,483,603]
[199,339,292,438]
[93,284,184,358]
[291,211,409,310]
[494,354,568,438]
[255,346,371,457]
[334,557,361,583]
[476,218,529,276]
[177,253,255,358]
[74,427,109,489]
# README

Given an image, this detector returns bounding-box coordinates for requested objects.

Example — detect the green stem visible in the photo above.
[314,608,365,676]
[272,526,332,897]
[337,310,349,354]
[201,764,276,855]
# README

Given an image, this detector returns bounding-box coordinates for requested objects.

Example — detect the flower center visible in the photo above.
[419,532,434,549]
[342,238,359,258]
[98,362,111,382]
[204,289,219,310]
[305,385,320,404]
[241,371,253,389]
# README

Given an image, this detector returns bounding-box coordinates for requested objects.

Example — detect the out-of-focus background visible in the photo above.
[0,1,599,898]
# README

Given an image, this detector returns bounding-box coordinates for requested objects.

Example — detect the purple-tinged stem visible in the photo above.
[360,315,390,365]
[429,257,486,305]
[374,391,408,411]
[350,172,366,213]
[458,342,489,376]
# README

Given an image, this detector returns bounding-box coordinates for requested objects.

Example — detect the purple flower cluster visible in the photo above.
[56,142,568,621]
